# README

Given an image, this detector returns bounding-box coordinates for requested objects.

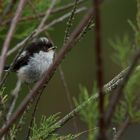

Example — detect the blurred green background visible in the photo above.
[1,0,138,139]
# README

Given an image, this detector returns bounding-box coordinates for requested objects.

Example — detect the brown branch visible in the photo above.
[0,8,94,138]
[93,0,107,139]
[0,0,27,81]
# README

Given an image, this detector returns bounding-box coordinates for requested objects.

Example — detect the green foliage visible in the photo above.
[128,20,140,47]
[74,84,98,140]
[125,67,140,120]
[29,113,60,140]
[109,34,132,68]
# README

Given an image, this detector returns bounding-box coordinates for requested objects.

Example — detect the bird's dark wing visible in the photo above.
[11,42,40,72]
[12,51,30,71]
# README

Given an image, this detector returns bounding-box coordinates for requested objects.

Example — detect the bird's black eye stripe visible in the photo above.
[46,41,53,48]
[25,38,53,54]
[34,39,52,47]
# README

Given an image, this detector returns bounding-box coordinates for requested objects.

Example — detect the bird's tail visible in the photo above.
[4,65,10,71]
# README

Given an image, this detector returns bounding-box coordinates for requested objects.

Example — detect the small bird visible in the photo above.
[5,37,56,94]
[5,37,56,120]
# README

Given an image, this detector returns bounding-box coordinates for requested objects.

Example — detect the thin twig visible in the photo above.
[9,102,33,140]
[58,66,78,132]
[26,0,40,21]
[77,18,94,42]
[0,0,17,24]
[6,80,22,121]
[0,0,27,81]
[113,92,140,140]
[63,0,79,44]
[113,118,129,140]
[1,0,85,26]
[7,7,86,56]
[3,0,17,15]
[61,0,81,133]
[0,8,94,138]
[35,0,57,36]
[105,49,140,128]
[25,93,42,140]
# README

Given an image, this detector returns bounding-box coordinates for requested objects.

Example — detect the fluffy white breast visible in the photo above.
[30,50,54,72]
[18,50,55,83]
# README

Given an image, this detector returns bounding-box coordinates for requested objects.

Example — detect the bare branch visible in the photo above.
[93,0,107,139]
[0,0,27,81]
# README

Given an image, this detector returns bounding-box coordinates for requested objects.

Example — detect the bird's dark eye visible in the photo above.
[47,42,53,48]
